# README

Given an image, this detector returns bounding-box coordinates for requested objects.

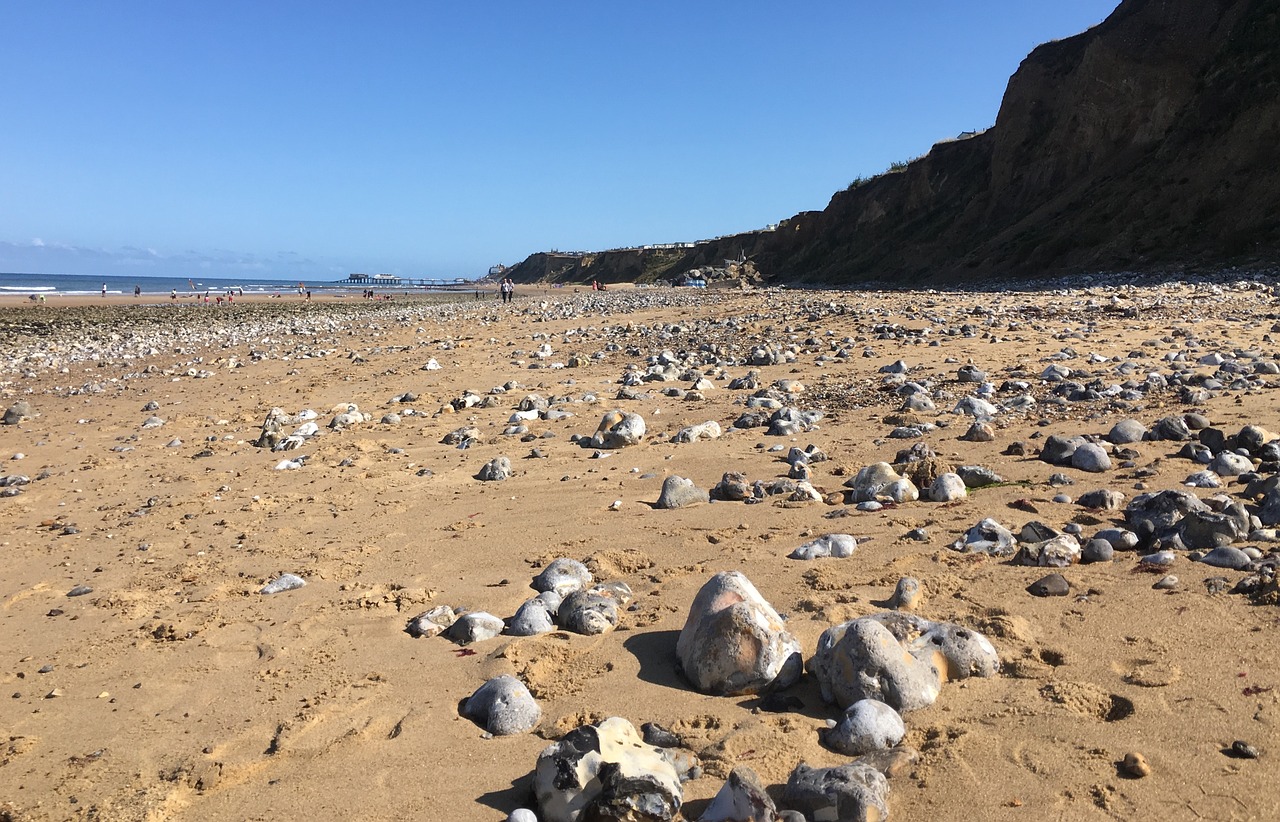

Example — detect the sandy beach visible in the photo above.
[1,280,1278,821]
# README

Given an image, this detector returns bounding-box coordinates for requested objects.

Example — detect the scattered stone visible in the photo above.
[446,612,505,645]
[3,400,34,425]
[952,518,1017,556]
[1108,419,1148,445]
[461,675,541,735]
[1027,573,1070,597]
[821,699,906,755]
[1229,740,1260,760]
[1121,751,1151,778]
[476,456,513,481]
[506,592,561,636]
[677,571,802,695]
[534,717,681,822]
[532,558,593,598]
[789,534,857,560]
[406,605,457,638]
[589,410,647,448]
[1081,539,1115,564]
[888,577,922,610]
[656,475,710,509]
[259,573,306,595]
[1071,443,1112,473]
[672,421,722,444]
[698,766,776,822]
[782,761,889,822]
[928,472,967,502]
[1153,575,1179,590]
[1198,546,1252,570]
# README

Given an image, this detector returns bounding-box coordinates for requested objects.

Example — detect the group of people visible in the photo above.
[499,278,515,303]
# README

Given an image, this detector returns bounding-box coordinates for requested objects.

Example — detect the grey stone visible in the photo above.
[952,518,1017,556]
[928,472,967,502]
[656,475,710,509]
[1077,489,1125,510]
[1108,419,1148,445]
[508,810,538,822]
[821,699,905,756]
[672,420,722,444]
[808,618,942,712]
[534,717,682,822]
[789,534,857,560]
[1184,470,1223,488]
[843,462,905,502]
[888,577,923,610]
[677,571,802,696]
[1081,539,1115,564]
[960,421,995,442]
[1150,416,1192,441]
[957,364,987,383]
[957,465,1003,488]
[1016,535,1081,567]
[1198,546,1252,570]
[711,472,752,501]
[259,573,306,595]
[446,612,505,644]
[590,410,647,448]
[1027,573,1070,597]
[532,559,593,598]
[1071,443,1112,472]
[698,767,777,822]
[506,593,560,636]
[1210,451,1254,477]
[406,605,457,638]
[1039,434,1084,466]
[2,401,33,425]
[556,589,619,635]
[462,675,541,735]
[782,761,889,822]
[476,456,513,481]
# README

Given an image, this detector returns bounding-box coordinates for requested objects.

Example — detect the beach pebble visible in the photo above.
[556,589,619,635]
[821,699,906,755]
[928,472,967,502]
[952,518,1017,556]
[1077,489,1125,510]
[656,475,710,509]
[66,585,94,597]
[789,534,857,560]
[2,401,33,425]
[782,761,889,822]
[888,577,922,610]
[446,612,505,645]
[1108,419,1148,445]
[589,409,647,448]
[1027,573,1070,597]
[507,810,537,822]
[1229,740,1260,759]
[672,420,722,443]
[1198,546,1252,570]
[532,558,593,598]
[461,675,541,736]
[476,456,512,481]
[1071,443,1112,473]
[506,593,560,636]
[1153,575,1179,590]
[259,573,306,595]
[406,605,457,638]
[534,717,681,822]
[1016,535,1081,567]
[677,571,802,695]
[809,618,941,712]
[1121,751,1151,777]
[1081,539,1115,564]
[698,766,777,822]
[844,462,906,502]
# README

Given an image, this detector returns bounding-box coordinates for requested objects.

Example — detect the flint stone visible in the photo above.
[883,478,919,503]
[1071,443,1112,473]
[1198,546,1252,570]
[1081,539,1115,564]
[1039,434,1085,466]
[462,675,541,735]
[698,767,777,822]
[406,605,457,638]
[1150,416,1192,441]
[477,456,513,481]
[2,401,32,425]
[711,472,752,501]
[1210,452,1253,477]
[1016,535,1081,567]
[928,473,967,502]
[953,396,998,419]
[507,592,561,636]
[656,476,710,509]
[672,421,722,444]
[1077,489,1125,510]
[260,573,306,595]
[1108,419,1148,445]
[789,534,857,560]
[591,410,647,448]
[677,571,802,696]
[957,465,1002,488]
[533,559,593,598]
[952,518,1017,557]
[888,577,922,610]
[534,717,681,822]
[1027,573,1070,597]
[446,612,505,645]
[843,462,903,502]
[808,619,942,712]
[822,699,906,756]
[557,590,619,635]
[782,762,889,822]
[960,421,995,442]
[957,364,986,383]
[1184,470,1222,488]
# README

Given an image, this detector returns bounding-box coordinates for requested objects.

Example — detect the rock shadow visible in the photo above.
[475,770,535,815]
[622,629,687,691]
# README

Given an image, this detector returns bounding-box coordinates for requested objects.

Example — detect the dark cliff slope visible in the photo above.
[507,0,1280,286]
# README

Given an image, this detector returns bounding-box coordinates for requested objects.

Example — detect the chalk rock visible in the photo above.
[406,605,457,638]
[888,577,922,610]
[789,534,857,560]
[698,766,776,822]
[677,571,802,695]
[477,456,512,481]
[1015,534,1082,567]
[782,761,888,822]
[557,589,620,635]
[672,421,722,444]
[446,612,505,645]
[462,675,541,735]
[590,410,647,448]
[808,618,941,712]
[259,573,306,595]
[532,558,593,598]
[821,699,906,756]
[1210,451,1253,477]
[534,717,682,822]
[656,475,710,509]
[928,473,967,502]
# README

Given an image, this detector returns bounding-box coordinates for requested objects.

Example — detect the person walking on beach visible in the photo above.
[101,283,107,297]
[501,278,514,303]
[134,284,141,298]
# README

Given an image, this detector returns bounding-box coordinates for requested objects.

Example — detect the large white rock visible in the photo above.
[534,717,681,822]
[677,572,802,695]
[590,410,647,448]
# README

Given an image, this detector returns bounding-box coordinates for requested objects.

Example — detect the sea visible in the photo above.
[0,272,478,297]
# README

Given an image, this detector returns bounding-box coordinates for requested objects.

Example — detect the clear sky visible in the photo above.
[1,1,1120,281]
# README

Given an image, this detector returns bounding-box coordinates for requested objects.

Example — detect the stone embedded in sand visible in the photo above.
[442,425,480,445]
[789,534,857,560]
[1209,451,1253,476]
[821,699,906,756]
[534,716,682,822]
[698,766,777,822]
[677,571,802,696]
[1197,546,1252,570]
[1027,573,1070,597]
[1108,419,1148,444]
[406,605,457,638]
[672,421,722,444]
[656,475,710,509]
[1039,434,1084,466]
[711,471,753,501]
[844,462,905,503]
[867,612,1000,682]
[259,573,306,595]
[556,589,619,635]
[462,675,541,736]
[590,410,647,448]
[507,592,561,636]
[928,473,967,502]
[1015,534,1082,567]
[476,456,512,481]
[1077,489,1125,510]
[961,421,995,442]
[141,415,165,429]
[2,401,33,425]
[782,761,889,822]
[951,518,1017,556]
[888,577,922,610]
[532,558,593,598]
[446,612,505,645]
[1071,443,1112,472]
[808,618,941,712]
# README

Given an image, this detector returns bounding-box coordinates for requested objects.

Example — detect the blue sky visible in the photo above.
[0,1,1120,280]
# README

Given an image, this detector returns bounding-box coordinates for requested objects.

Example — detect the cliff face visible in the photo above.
[508,0,1280,286]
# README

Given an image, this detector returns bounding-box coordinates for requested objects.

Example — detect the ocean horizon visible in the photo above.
[0,271,478,296]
